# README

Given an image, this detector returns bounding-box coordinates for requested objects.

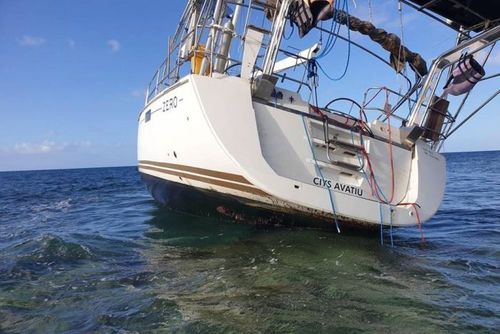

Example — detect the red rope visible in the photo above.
[360,88,395,204]
[359,89,424,241]
[311,95,425,241]
[399,202,425,242]
[384,90,396,204]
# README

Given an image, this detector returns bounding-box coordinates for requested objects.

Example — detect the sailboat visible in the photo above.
[137,0,499,231]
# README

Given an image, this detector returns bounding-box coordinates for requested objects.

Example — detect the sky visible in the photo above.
[0,0,498,171]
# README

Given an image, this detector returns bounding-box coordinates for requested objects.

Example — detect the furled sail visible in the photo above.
[268,0,428,76]
[326,9,428,77]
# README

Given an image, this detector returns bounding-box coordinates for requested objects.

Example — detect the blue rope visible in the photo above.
[315,0,352,82]
[307,59,318,81]
[317,18,340,59]
[301,116,340,233]
[316,0,343,59]
[336,0,352,81]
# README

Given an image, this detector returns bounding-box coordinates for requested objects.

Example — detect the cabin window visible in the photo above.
[145,110,151,122]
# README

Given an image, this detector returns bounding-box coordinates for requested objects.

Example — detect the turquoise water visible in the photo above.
[0,151,499,333]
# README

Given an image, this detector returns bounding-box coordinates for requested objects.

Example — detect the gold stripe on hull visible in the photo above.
[138,163,268,197]
[139,160,251,185]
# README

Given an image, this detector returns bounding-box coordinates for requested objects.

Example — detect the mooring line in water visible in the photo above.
[379,202,384,246]
[346,98,428,246]
[301,115,341,233]
[350,120,396,246]
[306,58,341,233]
[399,202,425,243]
[389,206,394,247]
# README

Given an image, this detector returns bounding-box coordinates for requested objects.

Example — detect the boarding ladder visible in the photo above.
[308,117,365,175]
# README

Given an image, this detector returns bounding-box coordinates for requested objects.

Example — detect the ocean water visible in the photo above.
[0,151,499,333]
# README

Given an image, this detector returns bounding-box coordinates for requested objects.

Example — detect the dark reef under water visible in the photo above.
[0,151,499,333]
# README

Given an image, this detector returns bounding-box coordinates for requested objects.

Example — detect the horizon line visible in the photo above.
[1,149,499,173]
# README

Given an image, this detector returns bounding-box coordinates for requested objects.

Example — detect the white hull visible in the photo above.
[138,75,446,228]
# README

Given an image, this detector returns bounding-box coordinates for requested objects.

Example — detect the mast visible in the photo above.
[200,0,225,75]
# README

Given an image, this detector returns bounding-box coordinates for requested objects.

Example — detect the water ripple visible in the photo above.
[0,154,499,333]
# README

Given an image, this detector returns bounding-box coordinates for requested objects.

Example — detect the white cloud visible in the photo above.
[14,140,64,154]
[68,39,76,49]
[19,35,46,47]
[107,39,121,52]
[130,89,144,97]
[10,140,91,155]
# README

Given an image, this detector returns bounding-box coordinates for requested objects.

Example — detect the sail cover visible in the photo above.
[403,0,500,32]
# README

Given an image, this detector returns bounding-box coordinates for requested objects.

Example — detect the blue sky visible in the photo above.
[0,0,498,171]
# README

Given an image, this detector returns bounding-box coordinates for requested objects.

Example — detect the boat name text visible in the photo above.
[162,96,178,112]
[313,177,363,197]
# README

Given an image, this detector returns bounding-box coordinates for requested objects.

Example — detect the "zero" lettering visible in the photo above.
[162,96,178,112]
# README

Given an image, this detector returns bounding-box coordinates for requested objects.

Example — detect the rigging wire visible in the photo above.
[368,0,373,22]
[396,0,414,114]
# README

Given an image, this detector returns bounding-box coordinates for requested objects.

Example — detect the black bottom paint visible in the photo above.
[140,173,378,232]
